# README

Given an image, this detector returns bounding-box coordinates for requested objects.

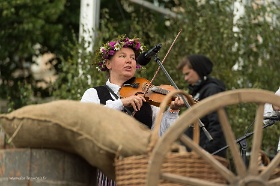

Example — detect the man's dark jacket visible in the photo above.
[185,77,227,158]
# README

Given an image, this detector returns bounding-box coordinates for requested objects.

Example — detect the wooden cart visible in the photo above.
[1,89,280,186]
[144,89,280,186]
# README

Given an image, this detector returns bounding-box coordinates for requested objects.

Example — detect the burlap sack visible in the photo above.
[0,100,151,179]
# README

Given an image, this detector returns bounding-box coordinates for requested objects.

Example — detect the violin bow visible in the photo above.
[144,29,182,95]
[142,30,214,141]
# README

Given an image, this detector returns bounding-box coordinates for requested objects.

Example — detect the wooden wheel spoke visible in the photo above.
[218,108,247,177]
[178,133,197,149]
[146,89,280,186]
[161,173,227,186]
[260,152,280,180]
[269,176,280,185]
[180,134,235,183]
[248,104,265,175]
[178,121,200,147]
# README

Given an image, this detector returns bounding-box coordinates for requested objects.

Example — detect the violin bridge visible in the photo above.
[142,82,153,92]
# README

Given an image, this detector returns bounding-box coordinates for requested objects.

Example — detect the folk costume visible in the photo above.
[81,35,180,186]
[81,79,179,133]
[81,79,179,185]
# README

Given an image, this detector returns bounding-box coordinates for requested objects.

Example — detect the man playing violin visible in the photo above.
[176,54,227,158]
[81,35,184,186]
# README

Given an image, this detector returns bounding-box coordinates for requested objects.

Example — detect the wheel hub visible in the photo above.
[238,176,267,186]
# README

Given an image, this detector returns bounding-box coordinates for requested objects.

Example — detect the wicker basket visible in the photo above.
[115,90,228,186]
[115,153,228,186]
[258,151,280,180]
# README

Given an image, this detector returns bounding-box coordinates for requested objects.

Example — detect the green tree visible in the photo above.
[1,0,279,157]
[53,0,280,156]
[0,0,80,108]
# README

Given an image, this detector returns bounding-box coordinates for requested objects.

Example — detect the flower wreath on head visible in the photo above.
[93,35,146,72]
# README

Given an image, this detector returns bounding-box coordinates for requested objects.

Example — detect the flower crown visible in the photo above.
[94,35,146,72]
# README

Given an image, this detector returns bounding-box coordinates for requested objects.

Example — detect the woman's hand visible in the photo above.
[170,96,185,110]
[272,105,280,111]
[121,95,146,111]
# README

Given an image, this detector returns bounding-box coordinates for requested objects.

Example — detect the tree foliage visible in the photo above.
[1,0,280,156]
[0,0,79,108]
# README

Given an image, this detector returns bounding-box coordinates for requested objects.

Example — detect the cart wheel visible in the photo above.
[146,89,280,186]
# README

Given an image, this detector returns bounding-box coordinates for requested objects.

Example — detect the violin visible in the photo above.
[120,77,195,107]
